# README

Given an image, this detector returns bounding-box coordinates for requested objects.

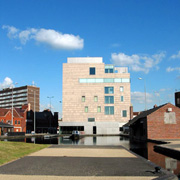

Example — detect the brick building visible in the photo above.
[129,103,180,141]
[0,85,40,112]
[61,57,131,135]
[0,104,28,134]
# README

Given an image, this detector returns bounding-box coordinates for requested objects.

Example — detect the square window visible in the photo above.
[105,106,114,115]
[90,67,95,75]
[104,87,114,94]
[105,96,114,104]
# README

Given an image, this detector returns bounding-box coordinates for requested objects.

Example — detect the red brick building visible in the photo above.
[129,103,180,141]
[0,105,28,135]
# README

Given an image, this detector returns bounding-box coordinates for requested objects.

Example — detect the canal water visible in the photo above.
[2,136,180,178]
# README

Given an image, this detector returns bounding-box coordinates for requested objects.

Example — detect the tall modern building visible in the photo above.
[0,85,40,112]
[61,57,131,135]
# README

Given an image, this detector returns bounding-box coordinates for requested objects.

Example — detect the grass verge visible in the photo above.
[0,141,49,165]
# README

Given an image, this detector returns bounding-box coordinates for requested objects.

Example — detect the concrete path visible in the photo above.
[0,145,176,180]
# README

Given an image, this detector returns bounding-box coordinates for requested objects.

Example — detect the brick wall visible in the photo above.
[0,109,27,133]
[147,103,180,139]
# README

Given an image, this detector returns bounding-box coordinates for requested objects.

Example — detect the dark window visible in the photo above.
[105,96,114,104]
[122,110,127,117]
[60,126,84,134]
[15,120,17,124]
[88,118,95,122]
[104,87,114,94]
[105,106,114,115]
[18,121,20,124]
[90,67,95,75]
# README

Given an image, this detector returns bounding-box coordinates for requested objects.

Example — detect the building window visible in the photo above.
[82,96,85,102]
[105,65,114,73]
[104,87,114,94]
[97,106,101,112]
[104,78,114,83]
[105,96,114,104]
[105,106,114,115]
[85,106,88,113]
[90,67,96,75]
[15,120,17,124]
[94,96,98,102]
[88,118,95,122]
[121,96,124,102]
[18,121,20,124]
[120,86,124,92]
[122,110,127,117]
[79,78,130,83]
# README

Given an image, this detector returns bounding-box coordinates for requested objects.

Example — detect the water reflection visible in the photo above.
[59,136,129,147]
[130,141,180,177]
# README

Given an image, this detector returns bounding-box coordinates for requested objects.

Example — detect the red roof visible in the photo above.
[0,106,28,118]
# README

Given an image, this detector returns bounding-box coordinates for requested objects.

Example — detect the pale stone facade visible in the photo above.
[61,57,131,134]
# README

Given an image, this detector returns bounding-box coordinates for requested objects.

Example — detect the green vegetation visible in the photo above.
[0,141,49,165]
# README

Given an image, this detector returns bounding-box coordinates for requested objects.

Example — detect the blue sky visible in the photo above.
[0,0,180,115]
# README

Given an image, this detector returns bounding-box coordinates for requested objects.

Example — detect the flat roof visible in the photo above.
[67,57,103,63]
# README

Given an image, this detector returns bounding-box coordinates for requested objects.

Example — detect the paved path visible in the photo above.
[0,145,175,180]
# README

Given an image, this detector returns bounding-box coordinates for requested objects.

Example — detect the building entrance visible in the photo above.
[93,126,96,134]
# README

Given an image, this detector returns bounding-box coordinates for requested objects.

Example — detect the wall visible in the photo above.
[60,121,120,135]
[62,61,131,125]
[0,109,27,133]
[147,104,180,139]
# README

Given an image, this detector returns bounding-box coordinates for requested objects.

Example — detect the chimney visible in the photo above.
[154,104,158,108]
[130,106,133,120]
[28,103,31,111]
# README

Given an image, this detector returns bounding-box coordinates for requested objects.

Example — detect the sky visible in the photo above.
[0,0,180,116]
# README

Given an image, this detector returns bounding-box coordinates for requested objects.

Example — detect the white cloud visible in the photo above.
[131,91,153,104]
[111,43,120,47]
[0,77,13,90]
[3,25,84,50]
[170,51,180,59]
[2,25,19,39]
[166,67,180,72]
[111,52,166,73]
[14,46,22,50]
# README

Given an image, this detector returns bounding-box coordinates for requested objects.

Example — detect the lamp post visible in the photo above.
[138,77,147,110]
[47,96,54,133]
[47,96,54,111]
[34,90,36,133]
[11,82,18,126]
[59,101,62,118]
[30,89,36,133]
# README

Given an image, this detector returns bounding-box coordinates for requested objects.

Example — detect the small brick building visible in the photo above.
[0,105,28,134]
[129,103,180,141]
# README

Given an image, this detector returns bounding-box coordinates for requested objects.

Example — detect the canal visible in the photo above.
[3,135,180,178]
